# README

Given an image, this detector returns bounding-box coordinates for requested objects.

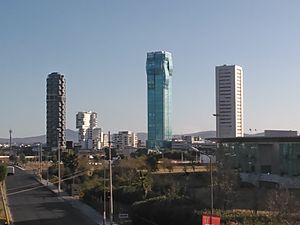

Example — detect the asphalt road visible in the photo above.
[5,168,97,225]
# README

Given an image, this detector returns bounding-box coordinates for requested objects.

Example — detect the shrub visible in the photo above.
[0,164,7,182]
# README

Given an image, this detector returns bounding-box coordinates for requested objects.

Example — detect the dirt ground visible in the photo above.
[22,162,51,171]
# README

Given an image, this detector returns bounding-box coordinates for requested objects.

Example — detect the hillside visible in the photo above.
[1,130,217,145]
[0,129,78,144]
[0,129,265,145]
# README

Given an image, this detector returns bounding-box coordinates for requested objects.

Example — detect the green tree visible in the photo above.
[80,174,102,192]
[214,148,240,210]
[146,155,158,172]
[267,187,296,224]
[9,155,17,163]
[134,171,153,198]
[19,153,26,164]
[114,156,147,187]
[62,152,78,174]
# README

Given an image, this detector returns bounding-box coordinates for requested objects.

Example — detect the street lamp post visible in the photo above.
[103,165,106,225]
[58,145,61,195]
[38,143,42,180]
[57,129,61,195]
[108,131,113,225]
[213,113,221,138]
[200,152,214,222]
[46,151,49,186]
[209,155,213,222]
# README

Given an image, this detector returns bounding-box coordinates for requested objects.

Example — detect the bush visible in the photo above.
[195,210,272,225]
[132,196,201,225]
[0,164,7,182]
[114,186,144,204]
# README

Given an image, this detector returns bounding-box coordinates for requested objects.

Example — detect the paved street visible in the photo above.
[6,168,98,225]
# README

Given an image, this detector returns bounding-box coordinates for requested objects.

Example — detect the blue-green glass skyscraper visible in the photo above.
[146,51,173,149]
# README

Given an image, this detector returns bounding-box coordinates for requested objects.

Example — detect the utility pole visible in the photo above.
[108,131,113,225]
[103,164,106,225]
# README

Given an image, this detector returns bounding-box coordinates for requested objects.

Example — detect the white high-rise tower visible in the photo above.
[76,111,97,149]
[216,64,243,138]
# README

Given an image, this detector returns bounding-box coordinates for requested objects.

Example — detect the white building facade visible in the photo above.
[93,128,109,150]
[76,111,97,149]
[216,65,243,138]
[112,131,138,149]
[172,136,204,150]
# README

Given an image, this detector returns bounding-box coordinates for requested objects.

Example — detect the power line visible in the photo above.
[7,168,91,196]
[7,182,41,192]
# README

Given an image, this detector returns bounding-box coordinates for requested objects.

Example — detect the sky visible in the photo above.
[1,0,300,138]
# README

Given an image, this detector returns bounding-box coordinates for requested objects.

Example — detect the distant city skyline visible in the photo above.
[1,1,300,137]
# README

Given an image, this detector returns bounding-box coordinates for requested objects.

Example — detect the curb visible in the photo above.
[1,183,12,225]
[14,166,25,171]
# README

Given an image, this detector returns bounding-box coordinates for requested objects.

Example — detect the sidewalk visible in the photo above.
[38,177,106,225]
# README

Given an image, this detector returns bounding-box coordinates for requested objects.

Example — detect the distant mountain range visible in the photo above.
[0,130,217,145]
[0,129,264,145]
[0,129,78,144]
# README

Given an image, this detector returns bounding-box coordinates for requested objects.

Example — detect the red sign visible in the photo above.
[202,214,221,225]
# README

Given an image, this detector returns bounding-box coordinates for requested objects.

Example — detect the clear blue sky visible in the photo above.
[1,0,300,138]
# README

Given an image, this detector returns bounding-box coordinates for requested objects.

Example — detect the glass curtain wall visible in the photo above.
[146,51,173,149]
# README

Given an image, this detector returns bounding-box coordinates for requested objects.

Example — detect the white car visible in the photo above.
[7,166,15,176]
